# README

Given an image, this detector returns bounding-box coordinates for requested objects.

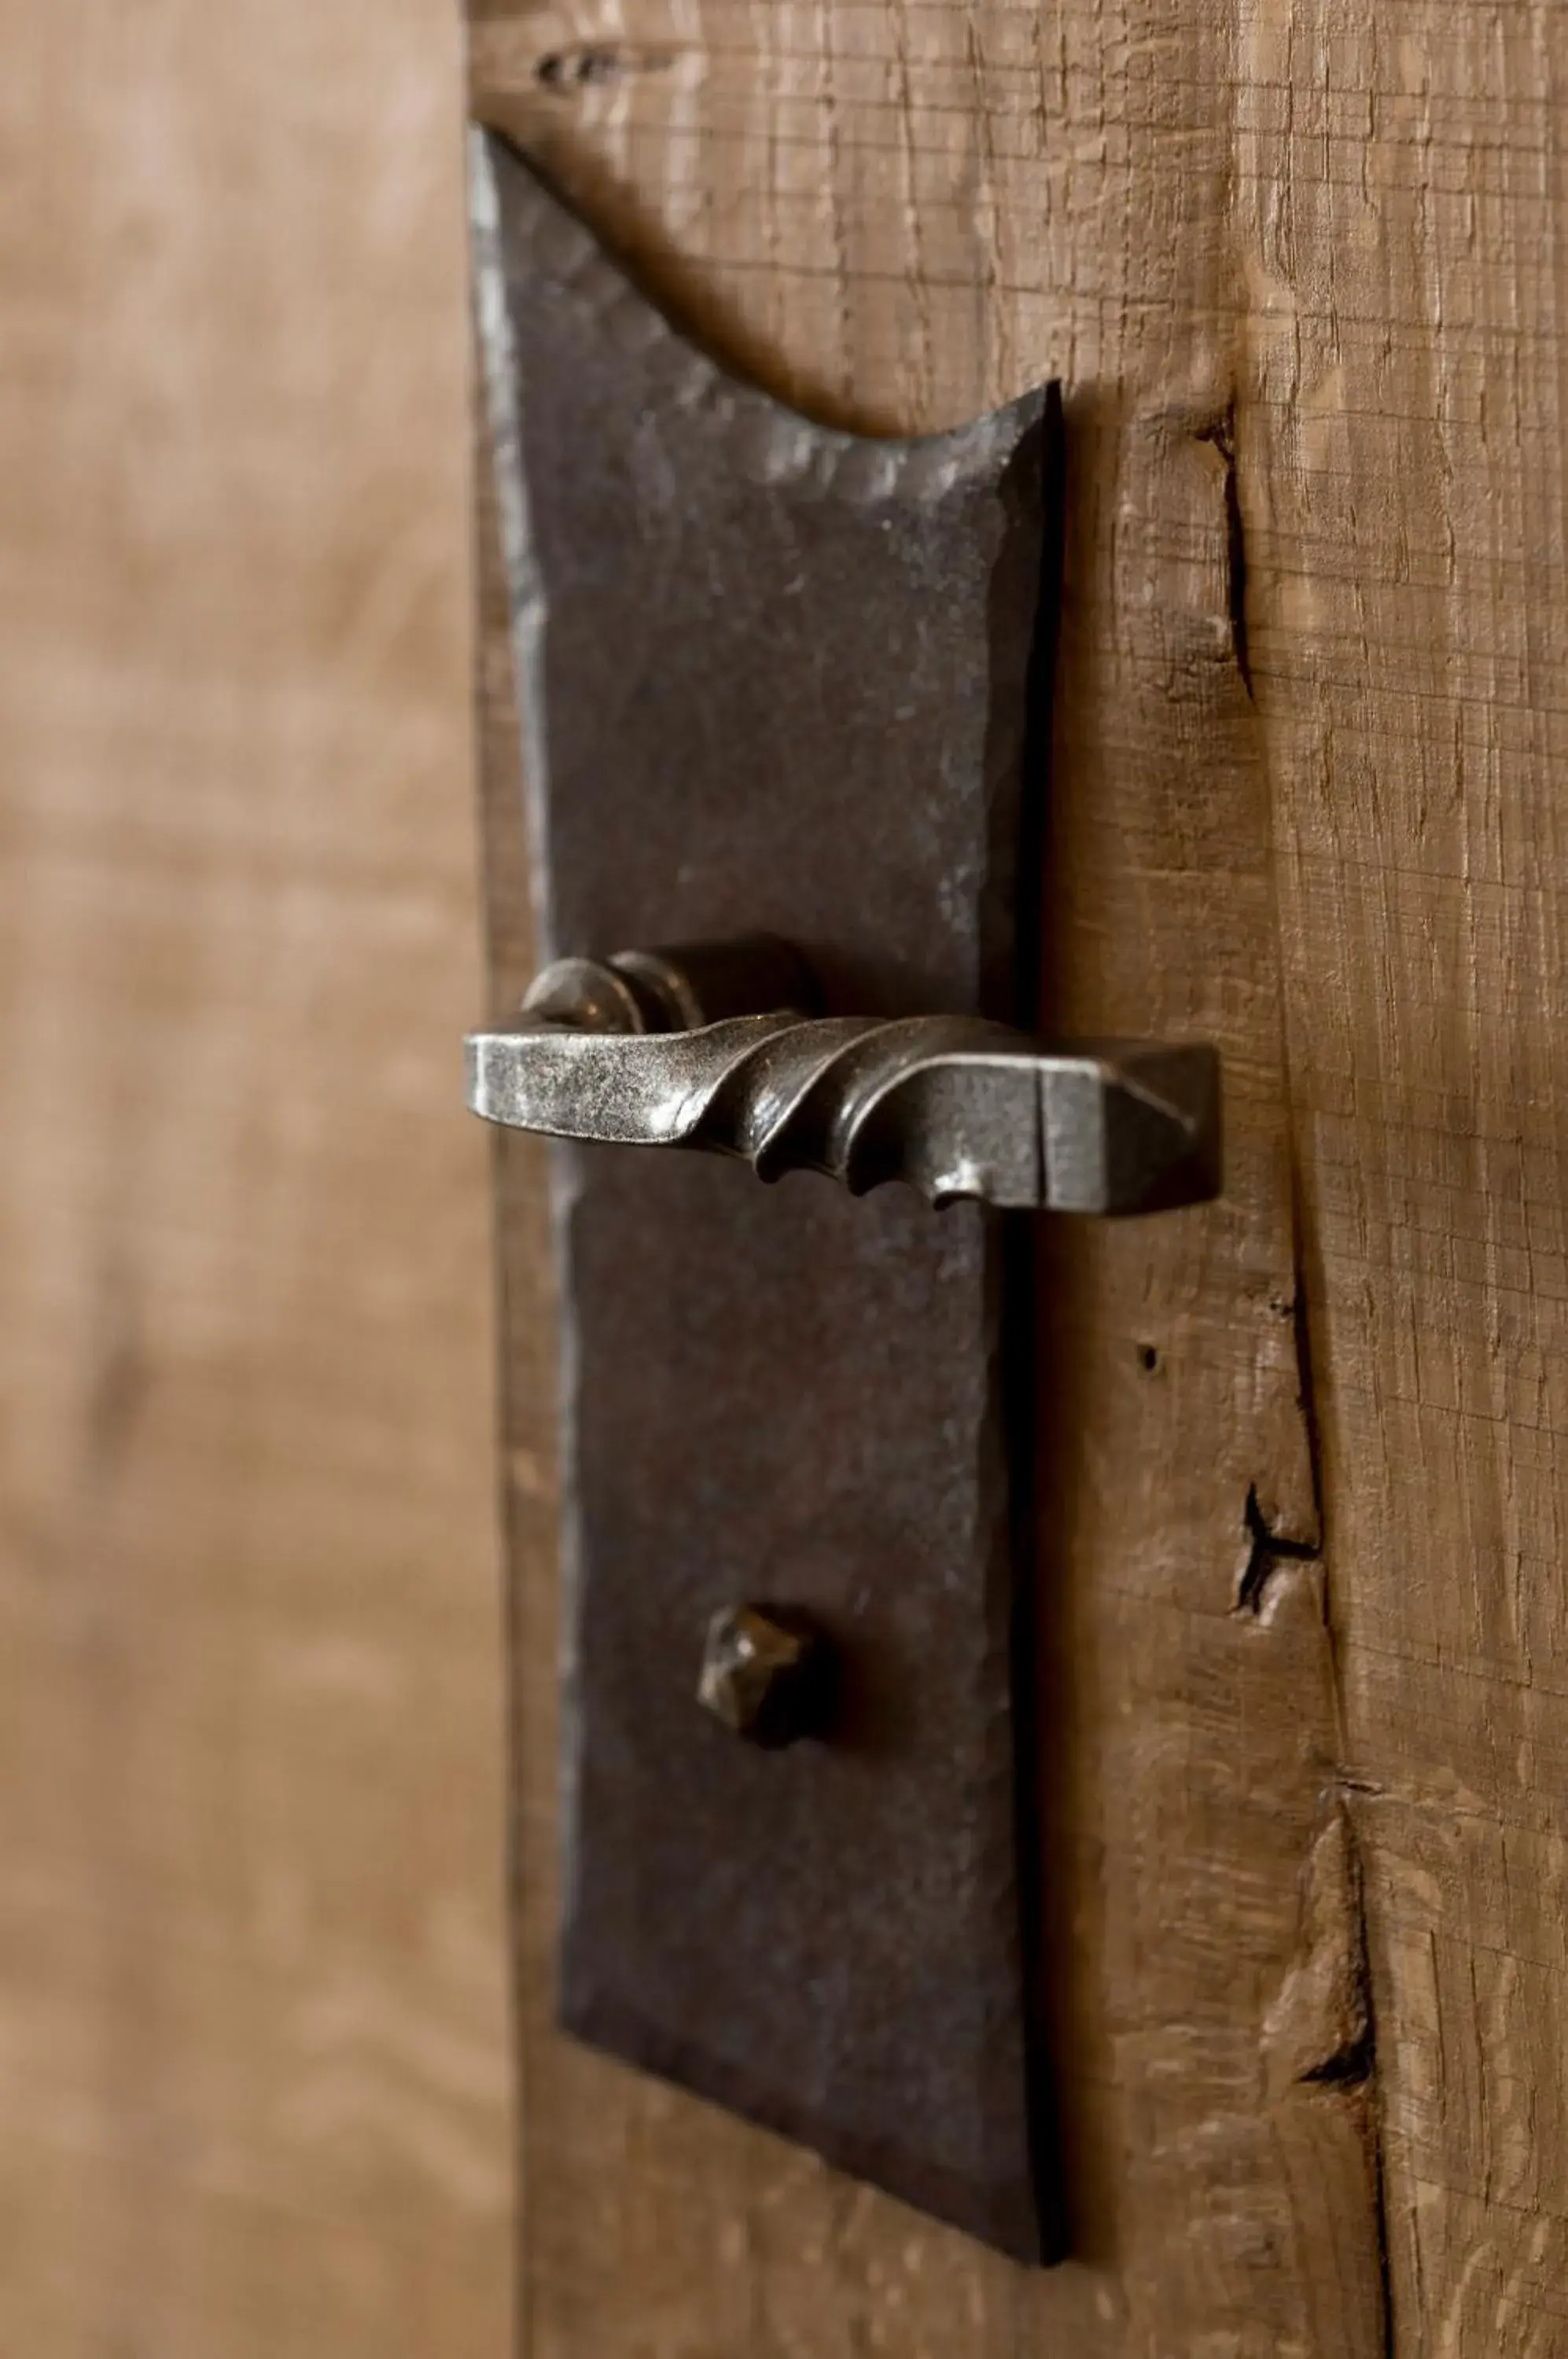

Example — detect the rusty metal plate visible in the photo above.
[473,131,1061,2261]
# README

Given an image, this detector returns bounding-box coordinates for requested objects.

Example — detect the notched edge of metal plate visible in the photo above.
[468,125,1054,985]
[470,124,1067,2268]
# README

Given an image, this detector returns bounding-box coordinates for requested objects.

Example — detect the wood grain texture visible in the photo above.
[1236,6,1568,2346]
[0,5,510,2354]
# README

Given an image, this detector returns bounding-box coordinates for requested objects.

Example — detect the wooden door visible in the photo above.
[471,4,1568,2353]
[0,8,509,2355]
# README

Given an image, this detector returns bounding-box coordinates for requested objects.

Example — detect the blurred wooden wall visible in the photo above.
[0,5,510,2353]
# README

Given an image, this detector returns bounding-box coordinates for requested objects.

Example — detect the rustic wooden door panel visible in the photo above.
[1239,11,1568,2332]
[471,3,1568,2354]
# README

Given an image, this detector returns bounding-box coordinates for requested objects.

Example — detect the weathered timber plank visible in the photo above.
[1236,2,1568,2342]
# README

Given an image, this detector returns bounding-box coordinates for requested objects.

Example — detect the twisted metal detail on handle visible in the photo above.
[465,939,1221,1216]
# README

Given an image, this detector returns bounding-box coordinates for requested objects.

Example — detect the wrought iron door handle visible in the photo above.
[471,138,1231,2261]
[466,937,1220,1216]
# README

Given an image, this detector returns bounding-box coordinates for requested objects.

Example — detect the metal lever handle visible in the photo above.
[466,937,1221,1216]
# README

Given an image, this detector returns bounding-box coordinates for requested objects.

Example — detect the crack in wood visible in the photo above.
[1235,1480,1321,1614]
[1194,403,1253,700]
[1341,1805,1397,2359]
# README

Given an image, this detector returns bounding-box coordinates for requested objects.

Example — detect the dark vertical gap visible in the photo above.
[1356,1916,1399,2357]
[1196,401,1253,700]
[1263,553,1388,2339]
[1002,381,1069,2263]
[1369,2083,1398,2356]
[1345,1807,1397,2357]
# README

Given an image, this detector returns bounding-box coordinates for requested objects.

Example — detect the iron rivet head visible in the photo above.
[697,1605,829,1748]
